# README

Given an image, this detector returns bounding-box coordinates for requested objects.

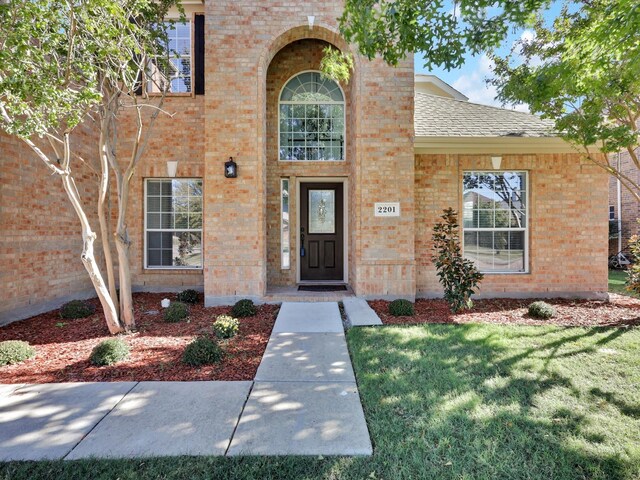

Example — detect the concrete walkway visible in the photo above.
[0,302,373,460]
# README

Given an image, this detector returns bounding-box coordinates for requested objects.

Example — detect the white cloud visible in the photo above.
[452,54,530,112]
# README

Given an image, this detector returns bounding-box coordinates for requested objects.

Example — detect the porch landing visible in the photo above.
[264,285,354,303]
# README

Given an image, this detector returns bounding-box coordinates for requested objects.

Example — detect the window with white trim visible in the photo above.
[147,21,192,94]
[462,171,528,273]
[279,71,345,161]
[609,205,616,220]
[145,179,202,268]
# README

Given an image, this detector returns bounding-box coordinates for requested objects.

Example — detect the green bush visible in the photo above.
[231,299,257,318]
[176,289,200,304]
[432,208,484,312]
[389,299,415,316]
[60,300,95,319]
[183,336,224,366]
[627,231,640,294]
[164,301,189,323]
[528,301,556,319]
[213,314,240,339]
[90,338,130,366]
[0,340,36,366]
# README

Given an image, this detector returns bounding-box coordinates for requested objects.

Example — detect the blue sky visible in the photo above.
[414,2,565,110]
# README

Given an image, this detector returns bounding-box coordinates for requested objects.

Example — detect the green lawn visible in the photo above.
[610,269,634,296]
[2,324,639,480]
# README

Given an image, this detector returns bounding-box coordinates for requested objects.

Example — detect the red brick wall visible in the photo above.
[415,153,609,297]
[608,150,640,256]
[0,127,100,323]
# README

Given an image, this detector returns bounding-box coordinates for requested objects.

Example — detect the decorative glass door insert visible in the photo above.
[308,189,335,234]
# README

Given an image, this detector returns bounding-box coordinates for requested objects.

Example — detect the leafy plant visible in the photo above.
[183,336,224,366]
[0,340,36,366]
[89,338,129,366]
[231,299,257,318]
[213,315,239,339]
[164,301,189,323]
[626,232,640,296]
[176,289,200,304]
[432,208,484,313]
[59,300,96,319]
[389,299,415,317]
[319,46,354,83]
[528,301,556,320]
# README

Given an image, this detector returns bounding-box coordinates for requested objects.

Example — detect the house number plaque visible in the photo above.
[374,202,400,217]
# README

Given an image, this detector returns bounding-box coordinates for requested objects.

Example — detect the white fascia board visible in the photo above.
[414,136,577,154]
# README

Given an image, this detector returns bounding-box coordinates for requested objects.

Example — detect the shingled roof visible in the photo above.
[415,92,556,138]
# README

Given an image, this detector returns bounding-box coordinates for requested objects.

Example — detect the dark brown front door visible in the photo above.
[300,183,344,281]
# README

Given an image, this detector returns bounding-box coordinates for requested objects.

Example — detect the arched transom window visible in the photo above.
[279,71,345,161]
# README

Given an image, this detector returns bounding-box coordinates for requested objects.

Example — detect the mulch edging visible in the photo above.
[0,293,278,384]
[370,294,640,327]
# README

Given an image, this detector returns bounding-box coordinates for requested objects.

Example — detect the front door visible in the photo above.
[300,183,344,281]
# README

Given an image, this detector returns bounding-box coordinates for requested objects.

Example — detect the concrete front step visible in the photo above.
[342,298,383,327]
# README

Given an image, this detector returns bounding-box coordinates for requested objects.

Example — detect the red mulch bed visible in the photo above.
[0,293,278,384]
[370,294,640,328]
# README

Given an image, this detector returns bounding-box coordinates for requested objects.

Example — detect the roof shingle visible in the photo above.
[414,92,555,138]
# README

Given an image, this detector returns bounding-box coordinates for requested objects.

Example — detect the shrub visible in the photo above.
[389,299,415,316]
[164,301,189,323]
[432,208,484,313]
[90,338,130,366]
[60,300,95,319]
[0,340,36,366]
[213,314,240,339]
[231,299,257,318]
[176,289,200,304]
[183,336,224,366]
[528,301,556,319]
[627,232,640,295]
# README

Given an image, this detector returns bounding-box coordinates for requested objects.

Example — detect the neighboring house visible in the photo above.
[608,150,640,258]
[0,1,609,323]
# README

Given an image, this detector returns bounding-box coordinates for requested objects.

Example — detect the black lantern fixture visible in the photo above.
[224,157,237,178]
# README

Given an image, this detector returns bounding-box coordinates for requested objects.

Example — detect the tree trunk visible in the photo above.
[98,126,119,314]
[114,228,135,329]
[60,172,123,335]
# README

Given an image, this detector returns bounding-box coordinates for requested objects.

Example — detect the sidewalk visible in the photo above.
[0,302,373,460]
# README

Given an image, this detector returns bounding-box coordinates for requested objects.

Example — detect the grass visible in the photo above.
[609,269,635,297]
[2,324,640,479]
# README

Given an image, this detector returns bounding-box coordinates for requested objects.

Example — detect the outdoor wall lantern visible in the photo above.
[491,156,502,170]
[166,160,178,178]
[307,15,315,30]
[225,157,238,178]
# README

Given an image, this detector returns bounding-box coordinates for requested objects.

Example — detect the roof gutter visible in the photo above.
[414,136,577,154]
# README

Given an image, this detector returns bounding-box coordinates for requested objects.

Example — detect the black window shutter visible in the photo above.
[194,14,205,95]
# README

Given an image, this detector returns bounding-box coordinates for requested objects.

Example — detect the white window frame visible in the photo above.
[462,170,529,274]
[147,19,193,95]
[609,205,616,220]
[144,178,203,270]
[278,70,346,162]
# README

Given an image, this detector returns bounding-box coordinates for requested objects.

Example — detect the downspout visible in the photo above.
[617,152,622,254]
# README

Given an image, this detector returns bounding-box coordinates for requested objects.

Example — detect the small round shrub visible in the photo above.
[183,336,224,366]
[528,301,556,319]
[90,338,130,366]
[164,301,189,323]
[176,289,200,304]
[389,299,415,317]
[0,340,36,366]
[60,300,95,319]
[231,299,257,318]
[213,314,240,339]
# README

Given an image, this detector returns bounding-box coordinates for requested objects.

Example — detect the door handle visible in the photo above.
[300,233,305,257]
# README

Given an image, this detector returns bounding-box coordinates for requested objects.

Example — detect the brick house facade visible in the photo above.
[608,150,640,258]
[0,0,609,323]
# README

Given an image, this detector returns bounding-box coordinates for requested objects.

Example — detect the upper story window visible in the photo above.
[609,205,616,220]
[147,21,192,94]
[462,171,528,273]
[279,71,345,161]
